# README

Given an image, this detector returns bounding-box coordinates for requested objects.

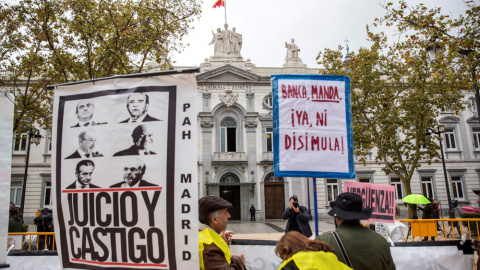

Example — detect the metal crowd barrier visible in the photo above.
[398,218,480,241]
[7,232,56,251]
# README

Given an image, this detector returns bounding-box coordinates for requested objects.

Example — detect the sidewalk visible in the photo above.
[229,218,336,241]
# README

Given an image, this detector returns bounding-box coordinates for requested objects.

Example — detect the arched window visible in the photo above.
[220,118,237,152]
[264,172,284,182]
[263,95,273,109]
[220,172,240,183]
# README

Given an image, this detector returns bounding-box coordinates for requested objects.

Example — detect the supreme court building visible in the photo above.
[8,24,480,222]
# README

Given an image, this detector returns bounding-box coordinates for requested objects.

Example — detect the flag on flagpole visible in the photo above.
[212,0,224,8]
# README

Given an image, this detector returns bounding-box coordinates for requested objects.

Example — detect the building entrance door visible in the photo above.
[264,183,285,219]
[220,185,240,220]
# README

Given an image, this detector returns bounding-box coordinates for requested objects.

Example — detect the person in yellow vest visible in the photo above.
[199,195,245,270]
[275,231,352,270]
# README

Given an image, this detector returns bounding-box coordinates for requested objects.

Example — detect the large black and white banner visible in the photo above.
[51,73,198,269]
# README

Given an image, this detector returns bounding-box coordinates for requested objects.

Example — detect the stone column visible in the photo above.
[200,118,214,196]
[245,118,258,220]
[244,118,258,184]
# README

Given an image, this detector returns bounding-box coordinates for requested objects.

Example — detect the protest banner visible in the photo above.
[228,240,473,270]
[51,70,199,269]
[0,92,14,265]
[271,75,355,178]
[6,240,473,270]
[344,181,396,223]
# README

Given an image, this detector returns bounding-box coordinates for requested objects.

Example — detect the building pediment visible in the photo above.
[196,64,266,83]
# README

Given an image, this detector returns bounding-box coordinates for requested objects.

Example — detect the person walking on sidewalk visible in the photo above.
[198,195,245,270]
[249,205,256,221]
[281,195,312,238]
[316,193,395,270]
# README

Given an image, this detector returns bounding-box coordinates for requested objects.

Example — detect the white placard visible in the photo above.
[0,92,14,265]
[272,75,355,178]
[51,73,198,269]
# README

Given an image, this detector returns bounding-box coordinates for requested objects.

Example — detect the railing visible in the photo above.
[7,232,56,251]
[398,218,480,241]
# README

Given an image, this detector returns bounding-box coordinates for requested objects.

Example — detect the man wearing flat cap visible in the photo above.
[316,192,396,270]
[198,195,245,270]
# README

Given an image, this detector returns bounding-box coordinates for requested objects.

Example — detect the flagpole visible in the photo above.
[224,0,227,25]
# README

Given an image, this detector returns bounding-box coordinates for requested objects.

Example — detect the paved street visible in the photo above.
[227,218,336,241]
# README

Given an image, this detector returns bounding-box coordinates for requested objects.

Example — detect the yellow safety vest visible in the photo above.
[199,228,231,270]
[278,251,352,270]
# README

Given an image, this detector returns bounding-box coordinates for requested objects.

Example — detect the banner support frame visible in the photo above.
[46,68,200,90]
[313,177,318,237]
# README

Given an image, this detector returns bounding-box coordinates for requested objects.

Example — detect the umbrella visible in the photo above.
[461,206,480,213]
[402,194,431,205]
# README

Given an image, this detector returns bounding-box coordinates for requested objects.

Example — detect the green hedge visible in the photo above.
[460,213,480,236]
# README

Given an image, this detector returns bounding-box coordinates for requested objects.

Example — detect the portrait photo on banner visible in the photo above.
[56,86,175,268]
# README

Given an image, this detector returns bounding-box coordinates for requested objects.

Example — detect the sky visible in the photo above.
[1,0,471,68]
[171,0,472,68]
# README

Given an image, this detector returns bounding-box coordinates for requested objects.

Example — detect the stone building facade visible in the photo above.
[7,24,480,223]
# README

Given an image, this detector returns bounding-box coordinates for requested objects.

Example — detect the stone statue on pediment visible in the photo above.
[222,24,232,54]
[283,38,307,68]
[231,27,242,55]
[209,24,242,58]
[209,28,224,56]
[285,38,300,60]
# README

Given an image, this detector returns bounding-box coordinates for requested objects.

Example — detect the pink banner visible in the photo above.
[344,181,396,223]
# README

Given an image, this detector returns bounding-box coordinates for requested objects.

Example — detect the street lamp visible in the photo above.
[458,48,480,124]
[426,36,479,124]
[20,128,42,222]
[425,127,455,219]
[425,36,443,62]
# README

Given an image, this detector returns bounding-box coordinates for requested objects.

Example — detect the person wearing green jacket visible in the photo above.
[316,193,396,270]
[8,205,23,232]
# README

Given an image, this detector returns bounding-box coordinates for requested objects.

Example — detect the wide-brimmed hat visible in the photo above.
[199,195,232,216]
[473,189,480,195]
[328,193,372,220]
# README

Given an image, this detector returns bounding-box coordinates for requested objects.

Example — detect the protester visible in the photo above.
[281,195,312,238]
[432,199,440,218]
[375,205,408,244]
[8,205,22,232]
[471,189,480,270]
[249,204,256,221]
[409,203,419,219]
[275,231,352,270]
[34,208,54,250]
[419,198,435,241]
[198,195,245,270]
[316,193,396,270]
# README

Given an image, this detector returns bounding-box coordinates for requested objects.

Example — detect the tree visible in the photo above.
[0,0,202,133]
[378,0,479,120]
[317,22,464,212]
